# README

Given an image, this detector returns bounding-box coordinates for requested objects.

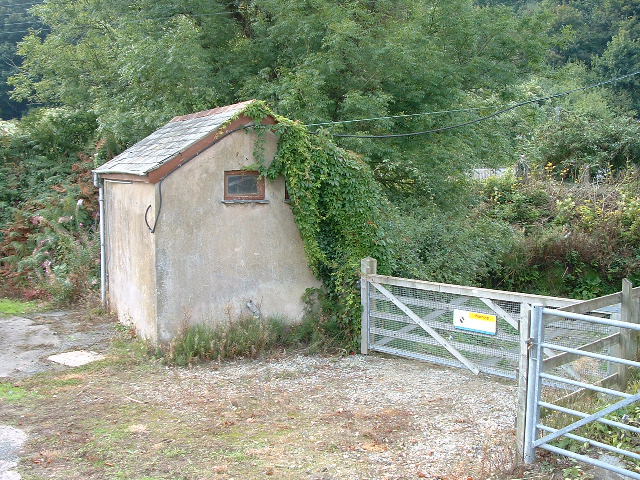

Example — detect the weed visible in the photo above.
[562,463,593,479]
[164,315,297,366]
[541,379,640,473]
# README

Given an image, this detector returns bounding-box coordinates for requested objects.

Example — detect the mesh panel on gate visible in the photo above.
[368,282,522,379]
[541,311,620,403]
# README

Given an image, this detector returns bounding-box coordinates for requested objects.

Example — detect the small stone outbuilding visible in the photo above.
[93,100,319,344]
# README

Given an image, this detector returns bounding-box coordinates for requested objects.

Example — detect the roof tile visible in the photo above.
[94,100,256,176]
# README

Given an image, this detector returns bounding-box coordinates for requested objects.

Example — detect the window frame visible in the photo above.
[224,170,265,201]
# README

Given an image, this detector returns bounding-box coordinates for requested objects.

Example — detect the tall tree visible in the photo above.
[10,0,551,201]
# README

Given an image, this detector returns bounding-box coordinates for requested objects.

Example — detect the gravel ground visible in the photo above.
[127,353,520,479]
[0,426,26,480]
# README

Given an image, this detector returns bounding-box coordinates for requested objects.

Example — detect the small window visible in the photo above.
[224,170,265,200]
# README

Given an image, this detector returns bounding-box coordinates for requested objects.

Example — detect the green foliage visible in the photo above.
[594,22,640,112]
[481,174,552,228]
[388,206,517,286]
[562,464,593,480]
[292,288,361,352]
[548,382,640,474]
[2,0,638,338]
[0,107,100,303]
[515,65,640,180]
[241,102,521,346]
[544,0,640,111]
[238,101,391,347]
[0,0,42,119]
[483,173,640,298]
[0,298,40,314]
[0,108,98,231]
[9,0,552,202]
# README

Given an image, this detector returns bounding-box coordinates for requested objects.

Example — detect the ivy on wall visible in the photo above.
[238,101,392,347]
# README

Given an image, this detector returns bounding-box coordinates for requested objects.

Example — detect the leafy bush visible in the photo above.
[520,65,640,181]
[482,174,552,228]
[0,107,102,303]
[483,174,640,298]
[389,207,517,287]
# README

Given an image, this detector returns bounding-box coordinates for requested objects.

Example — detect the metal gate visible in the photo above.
[524,303,640,478]
[360,257,574,379]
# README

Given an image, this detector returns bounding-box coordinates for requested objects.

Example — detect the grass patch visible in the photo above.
[0,382,30,401]
[0,297,41,315]
[164,315,301,366]
[541,380,640,473]
[163,297,350,367]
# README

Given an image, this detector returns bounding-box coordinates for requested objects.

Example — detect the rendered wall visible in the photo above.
[103,180,158,342]
[154,129,320,343]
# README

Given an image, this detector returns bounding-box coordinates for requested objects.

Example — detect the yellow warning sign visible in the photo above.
[453,309,497,335]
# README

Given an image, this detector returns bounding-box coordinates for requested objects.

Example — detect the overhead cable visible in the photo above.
[304,106,496,127]
[326,70,640,139]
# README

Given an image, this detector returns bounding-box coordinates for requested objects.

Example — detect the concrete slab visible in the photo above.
[0,317,60,378]
[0,426,26,480]
[0,312,112,379]
[588,454,631,480]
[47,350,105,367]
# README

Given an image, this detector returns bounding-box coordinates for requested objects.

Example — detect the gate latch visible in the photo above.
[526,337,534,352]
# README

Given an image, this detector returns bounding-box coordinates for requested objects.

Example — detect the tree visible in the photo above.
[594,20,640,112]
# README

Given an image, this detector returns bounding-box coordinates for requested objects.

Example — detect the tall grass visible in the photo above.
[165,315,298,366]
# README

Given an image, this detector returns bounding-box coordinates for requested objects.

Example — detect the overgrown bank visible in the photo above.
[481,173,640,298]
[0,108,105,303]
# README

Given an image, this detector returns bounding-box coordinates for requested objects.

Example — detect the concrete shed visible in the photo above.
[93,100,319,344]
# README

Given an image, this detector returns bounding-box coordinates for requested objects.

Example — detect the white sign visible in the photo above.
[453,309,497,336]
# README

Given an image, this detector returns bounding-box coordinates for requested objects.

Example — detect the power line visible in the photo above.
[326,70,640,139]
[305,106,496,127]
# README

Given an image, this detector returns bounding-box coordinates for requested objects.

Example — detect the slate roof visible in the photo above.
[94,100,255,176]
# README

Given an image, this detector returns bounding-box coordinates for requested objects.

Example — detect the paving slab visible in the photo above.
[0,311,113,379]
[47,350,105,367]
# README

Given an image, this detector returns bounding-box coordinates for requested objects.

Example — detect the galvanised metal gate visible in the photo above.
[524,303,640,478]
[359,257,574,379]
[360,257,640,461]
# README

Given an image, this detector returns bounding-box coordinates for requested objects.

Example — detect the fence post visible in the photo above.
[516,303,531,460]
[618,279,638,388]
[360,257,377,355]
[523,305,544,464]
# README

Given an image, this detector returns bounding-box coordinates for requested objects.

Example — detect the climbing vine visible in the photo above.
[238,101,393,348]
